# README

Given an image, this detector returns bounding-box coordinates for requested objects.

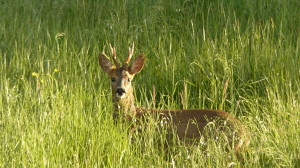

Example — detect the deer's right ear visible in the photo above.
[128,54,145,75]
[99,53,112,73]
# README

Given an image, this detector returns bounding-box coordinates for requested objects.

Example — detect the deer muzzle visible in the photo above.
[116,88,126,98]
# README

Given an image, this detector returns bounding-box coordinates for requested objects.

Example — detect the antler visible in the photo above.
[109,44,121,68]
[123,42,134,67]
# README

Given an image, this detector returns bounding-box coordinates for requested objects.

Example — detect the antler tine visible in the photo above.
[109,43,120,68]
[124,42,134,67]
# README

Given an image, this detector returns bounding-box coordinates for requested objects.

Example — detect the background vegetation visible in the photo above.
[1,0,299,167]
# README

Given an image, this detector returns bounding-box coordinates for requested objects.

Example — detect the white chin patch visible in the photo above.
[116,94,125,99]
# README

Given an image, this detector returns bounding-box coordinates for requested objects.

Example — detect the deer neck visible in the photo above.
[112,86,136,120]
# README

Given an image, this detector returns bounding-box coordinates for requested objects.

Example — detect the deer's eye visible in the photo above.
[128,78,131,82]
[111,78,116,82]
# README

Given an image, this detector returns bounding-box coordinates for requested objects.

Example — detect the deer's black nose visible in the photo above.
[116,88,125,95]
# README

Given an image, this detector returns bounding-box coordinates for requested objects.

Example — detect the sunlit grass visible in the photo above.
[1,0,299,167]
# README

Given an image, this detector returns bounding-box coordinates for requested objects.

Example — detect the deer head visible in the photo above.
[98,43,145,119]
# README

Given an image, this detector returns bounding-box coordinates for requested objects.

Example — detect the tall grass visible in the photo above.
[1,0,299,167]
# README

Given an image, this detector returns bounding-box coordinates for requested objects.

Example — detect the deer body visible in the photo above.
[136,108,240,139]
[99,43,249,154]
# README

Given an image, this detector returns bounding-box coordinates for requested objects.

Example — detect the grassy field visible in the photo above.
[1,0,300,167]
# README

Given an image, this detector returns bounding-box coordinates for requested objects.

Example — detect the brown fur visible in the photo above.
[135,108,249,153]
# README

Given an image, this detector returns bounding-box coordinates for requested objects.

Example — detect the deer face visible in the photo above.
[108,67,134,99]
[98,43,144,101]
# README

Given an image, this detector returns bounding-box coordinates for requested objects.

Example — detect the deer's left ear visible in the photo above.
[99,53,112,73]
[128,54,145,74]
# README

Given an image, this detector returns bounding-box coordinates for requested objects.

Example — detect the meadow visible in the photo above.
[1,0,300,167]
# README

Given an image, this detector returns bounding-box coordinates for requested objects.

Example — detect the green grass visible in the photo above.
[1,0,300,167]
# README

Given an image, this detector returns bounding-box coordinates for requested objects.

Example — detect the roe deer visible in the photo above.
[98,43,250,155]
